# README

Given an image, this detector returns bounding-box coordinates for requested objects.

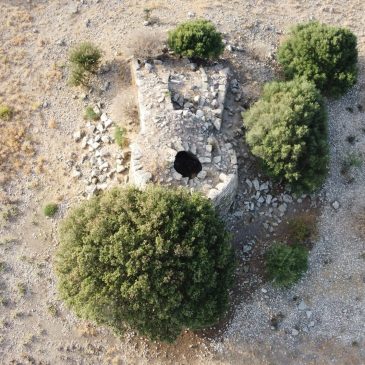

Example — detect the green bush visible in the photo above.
[0,105,12,120]
[69,42,102,86]
[43,203,58,217]
[84,106,100,121]
[69,42,102,73]
[114,126,126,147]
[168,19,224,60]
[244,78,328,192]
[55,186,234,342]
[278,22,358,97]
[266,243,308,287]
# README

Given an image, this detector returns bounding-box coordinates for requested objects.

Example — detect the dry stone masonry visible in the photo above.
[130,60,238,213]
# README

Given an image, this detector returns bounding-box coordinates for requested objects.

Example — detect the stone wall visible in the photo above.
[130,59,238,214]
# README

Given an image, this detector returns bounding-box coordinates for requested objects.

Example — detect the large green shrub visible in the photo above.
[278,22,358,97]
[266,243,308,287]
[244,78,328,192]
[55,186,234,342]
[168,19,224,60]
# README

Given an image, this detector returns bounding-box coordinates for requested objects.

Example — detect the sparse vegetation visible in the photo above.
[69,64,89,87]
[0,121,34,183]
[47,303,59,317]
[0,236,17,246]
[110,87,139,126]
[168,19,224,60]
[1,203,19,223]
[287,214,317,244]
[0,105,12,120]
[56,186,234,342]
[126,30,165,60]
[143,8,152,22]
[114,126,126,147]
[266,243,308,287]
[17,282,27,296]
[341,152,362,175]
[354,207,365,239]
[84,106,100,121]
[278,22,358,97]
[43,203,58,218]
[244,78,328,192]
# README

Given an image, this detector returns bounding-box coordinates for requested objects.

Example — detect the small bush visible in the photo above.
[168,19,224,60]
[278,22,358,97]
[69,65,89,87]
[55,186,234,342]
[17,282,27,296]
[84,106,100,121]
[244,78,328,192]
[114,126,126,147]
[143,8,152,22]
[43,203,58,217]
[266,243,308,287]
[0,105,12,120]
[69,42,102,73]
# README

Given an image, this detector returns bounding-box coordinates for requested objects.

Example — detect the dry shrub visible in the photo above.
[118,59,132,86]
[354,207,365,238]
[126,29,166,60]
[76,323,99,337]
[286,212,318,245]
[0,120,34,183]
[110,87,139,128]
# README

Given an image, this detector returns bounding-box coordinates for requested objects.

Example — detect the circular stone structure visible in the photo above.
[129,59,238,214]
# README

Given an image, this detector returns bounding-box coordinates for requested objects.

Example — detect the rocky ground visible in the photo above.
[0,0,364,364]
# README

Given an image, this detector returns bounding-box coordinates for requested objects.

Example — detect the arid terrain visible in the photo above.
[1,1,365,364]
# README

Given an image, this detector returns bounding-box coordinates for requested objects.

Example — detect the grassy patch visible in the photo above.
[17,282,27,296]
[0,105,12,120]
[266,243,308,287]
[341,152,362,175]
[114,126,126,148]
[84,106,100,121]
[43,203,58,218]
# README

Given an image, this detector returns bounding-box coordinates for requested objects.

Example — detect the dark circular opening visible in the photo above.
[174,151,202,179]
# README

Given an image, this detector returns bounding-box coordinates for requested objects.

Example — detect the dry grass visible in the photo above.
[76,323,99,337]
[0,120,35,184]
[125,29,166,60]
[285,212,318,247]
[0,6,37,185]
[110,86,139,128]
